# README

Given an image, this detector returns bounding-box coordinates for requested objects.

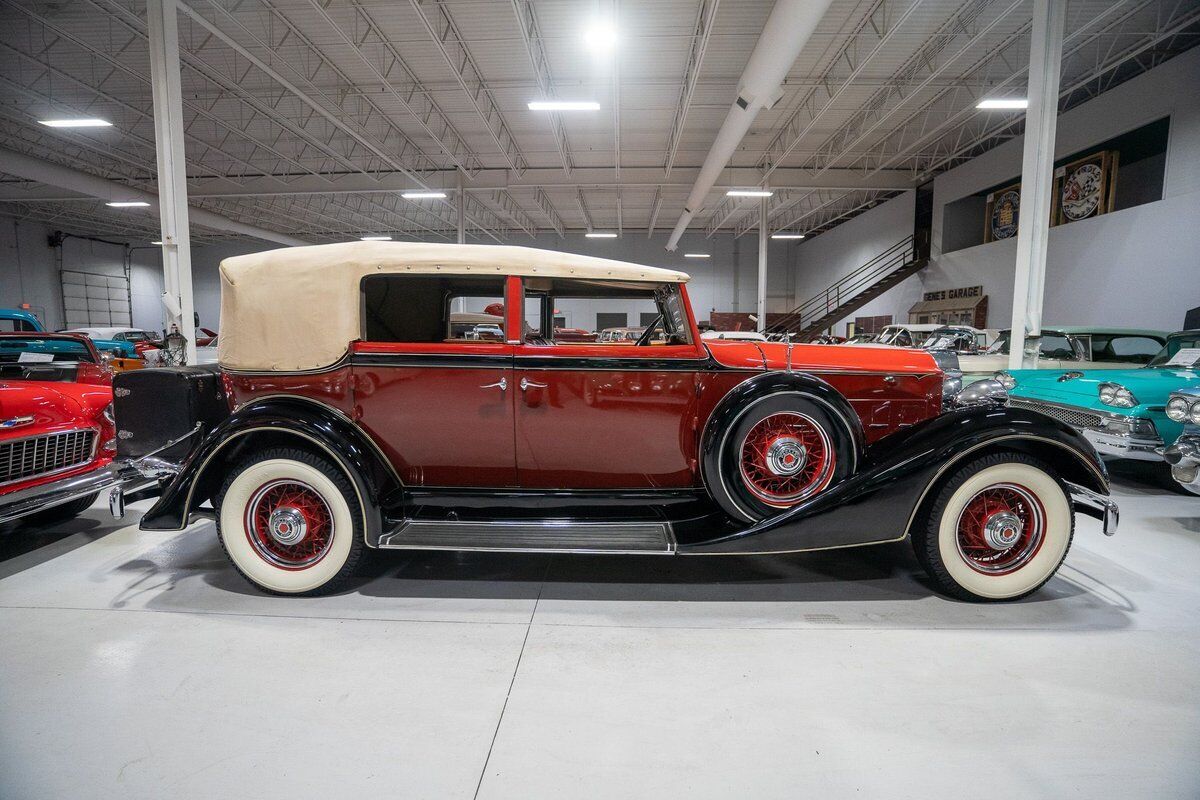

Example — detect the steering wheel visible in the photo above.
[635,315,662,347]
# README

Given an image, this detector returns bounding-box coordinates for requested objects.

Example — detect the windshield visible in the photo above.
[985,331,1084,360]
[1147,334,1200,368]
[924,328,974,351]
[0,336,98,382]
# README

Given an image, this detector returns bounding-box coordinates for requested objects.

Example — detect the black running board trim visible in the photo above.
[378,519,675,554]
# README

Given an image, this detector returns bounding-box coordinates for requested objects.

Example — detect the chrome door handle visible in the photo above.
[480,377,507,391]
[520,377,547,391]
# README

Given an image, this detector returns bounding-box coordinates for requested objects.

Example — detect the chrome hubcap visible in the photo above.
[765,437,807,476]
[983,511,1023,550]
[267,506,307,546]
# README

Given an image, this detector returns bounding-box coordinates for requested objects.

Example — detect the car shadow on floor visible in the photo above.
[0,511,126,580]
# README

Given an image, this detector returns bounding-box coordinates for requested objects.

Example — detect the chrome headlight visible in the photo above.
[1166,395,1190,422]
[1098,382,1138,408]
[953,378,1008,408]
[942,370,963,406]
[103,403,115,424]
[1188,398,1200,426]
[993,370,1017,390]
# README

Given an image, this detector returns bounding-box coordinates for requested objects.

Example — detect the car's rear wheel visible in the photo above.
[711,393,853,521]
[914,453,1073,601]
[216,447,365,595]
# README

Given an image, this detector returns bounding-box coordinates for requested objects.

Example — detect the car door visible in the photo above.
[512,279,706,489]
[350,273,516,488]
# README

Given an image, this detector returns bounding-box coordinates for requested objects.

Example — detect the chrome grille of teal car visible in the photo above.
[0,430,96,485]
[1008,398,1105,430]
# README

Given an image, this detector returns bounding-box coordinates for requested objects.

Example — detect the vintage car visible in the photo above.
[922,325,994,355]
[1001,330,1200,462]
[701,330,767,342]
[65,326,164,364]
[111,242,1117,601]
[0,332,127,524]
[959,327,1167,383]
[552,327,600,343]
[598,326,646,343]
[844,323,943,348]
[3,308,143,368]
[1162,387,1200,495]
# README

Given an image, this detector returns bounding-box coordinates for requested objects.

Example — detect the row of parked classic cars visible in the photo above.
[0,242,1190,604]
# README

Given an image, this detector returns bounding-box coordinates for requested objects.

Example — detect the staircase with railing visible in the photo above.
[765,235,927,340]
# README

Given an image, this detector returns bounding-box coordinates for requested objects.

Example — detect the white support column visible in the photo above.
[456,171,466,245]
[146,0,197,364]
[1008,0,1065,370]
[756,194,768,333]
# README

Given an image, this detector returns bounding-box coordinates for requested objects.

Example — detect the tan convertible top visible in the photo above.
[218,241,690,372]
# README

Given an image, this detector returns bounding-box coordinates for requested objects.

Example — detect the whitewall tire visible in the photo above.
[914,453,1073,602]
[216,447,366,595]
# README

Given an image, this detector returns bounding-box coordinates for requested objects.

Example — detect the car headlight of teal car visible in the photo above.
[1098,382,1138,408]
[1166,394,1200,425]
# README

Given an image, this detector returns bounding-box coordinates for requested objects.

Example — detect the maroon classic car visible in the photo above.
[0,333,120,525]
[112,242,1116,601]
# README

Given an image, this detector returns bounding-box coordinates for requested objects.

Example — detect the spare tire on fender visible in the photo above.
[702,377,861,523]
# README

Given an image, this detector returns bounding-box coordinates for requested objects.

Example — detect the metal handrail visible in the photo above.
[767,235,917,334]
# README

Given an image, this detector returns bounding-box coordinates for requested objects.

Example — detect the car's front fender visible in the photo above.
[681,406,1108,554]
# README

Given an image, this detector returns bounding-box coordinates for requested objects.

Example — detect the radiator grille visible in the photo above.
[0,430,96,485]
[1008,398,1104,430]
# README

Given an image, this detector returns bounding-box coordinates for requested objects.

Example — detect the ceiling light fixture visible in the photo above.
[585,232,618,238]
[151,240,164,245]
[401,191,447,199]
[106,201,150,207]
[583,20,617,53]
[360,235,393,241]
[771,233,805,240]
[976,98,1028,110]
[726,189,773,198]
[528,101,601,111]
[38,118,112,128]
[683,253,711,258]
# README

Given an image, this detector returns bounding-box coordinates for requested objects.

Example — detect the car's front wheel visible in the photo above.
[215,447,365,595]
[914,453,1074,601]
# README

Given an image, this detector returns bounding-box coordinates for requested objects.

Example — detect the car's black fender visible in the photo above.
[139,395,402,547]
[683,405,1108,554]
[699,371,868,521]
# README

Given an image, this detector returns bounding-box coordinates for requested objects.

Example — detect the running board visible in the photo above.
[378,519,675,554]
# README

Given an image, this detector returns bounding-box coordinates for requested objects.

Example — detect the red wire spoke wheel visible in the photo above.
[738,411,835,507]
[243,479,335,570]
[953,482,1046,575]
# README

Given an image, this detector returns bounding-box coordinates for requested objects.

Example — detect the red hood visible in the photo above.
[703,340,942,374]
[0,380,112,434]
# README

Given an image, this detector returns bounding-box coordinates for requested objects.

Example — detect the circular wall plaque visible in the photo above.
[1060,162,1103,221]
[991,189,1020,240]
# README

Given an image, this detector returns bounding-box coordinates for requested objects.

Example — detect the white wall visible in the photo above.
[791,45,1200,334]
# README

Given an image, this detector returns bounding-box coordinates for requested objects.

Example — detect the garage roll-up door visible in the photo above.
[61,270,132,329]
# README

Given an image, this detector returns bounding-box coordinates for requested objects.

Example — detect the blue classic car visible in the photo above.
[1162,387,1200,495]
[0,308,138,359]
[999,330,1200,462]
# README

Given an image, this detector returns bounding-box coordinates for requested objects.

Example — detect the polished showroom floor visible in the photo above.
[1,462,1198,799]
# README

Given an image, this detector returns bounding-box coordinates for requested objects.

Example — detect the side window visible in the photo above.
[523,279,692,346]
[1106,336,1163,363]
[362,274,506,343]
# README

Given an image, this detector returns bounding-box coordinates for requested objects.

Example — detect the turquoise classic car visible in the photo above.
[1162,387,1200,495]
[999,330,1200,462]
[0,308,138,359]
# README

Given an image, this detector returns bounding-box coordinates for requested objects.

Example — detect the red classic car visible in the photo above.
[0,333,123,524]
[113,242,1116,601]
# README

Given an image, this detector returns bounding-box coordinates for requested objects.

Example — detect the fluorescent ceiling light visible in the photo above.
[528,101,601,111]
[106,201,150,207]
[976,98,1028,110]
[151,240,163,245]
[585,232,617,238]
[771,233,806,240]
[683,253,710,258]
[38,118,112,128]
[583,21,617,53]
[726,189,773,197]
[402,191,446,199]
[360,235,392,241]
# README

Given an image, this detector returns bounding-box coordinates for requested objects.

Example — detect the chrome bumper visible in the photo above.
[0,464,154,525]
[1082,428,1164,462]
[1066,481,1119,536]
[1160,434,1200,491]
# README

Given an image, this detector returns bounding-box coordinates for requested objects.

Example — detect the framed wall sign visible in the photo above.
[984,183,1021,243]
[1054,151,1119,225]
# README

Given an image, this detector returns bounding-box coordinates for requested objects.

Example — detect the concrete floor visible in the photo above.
[1,461,1198,799]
